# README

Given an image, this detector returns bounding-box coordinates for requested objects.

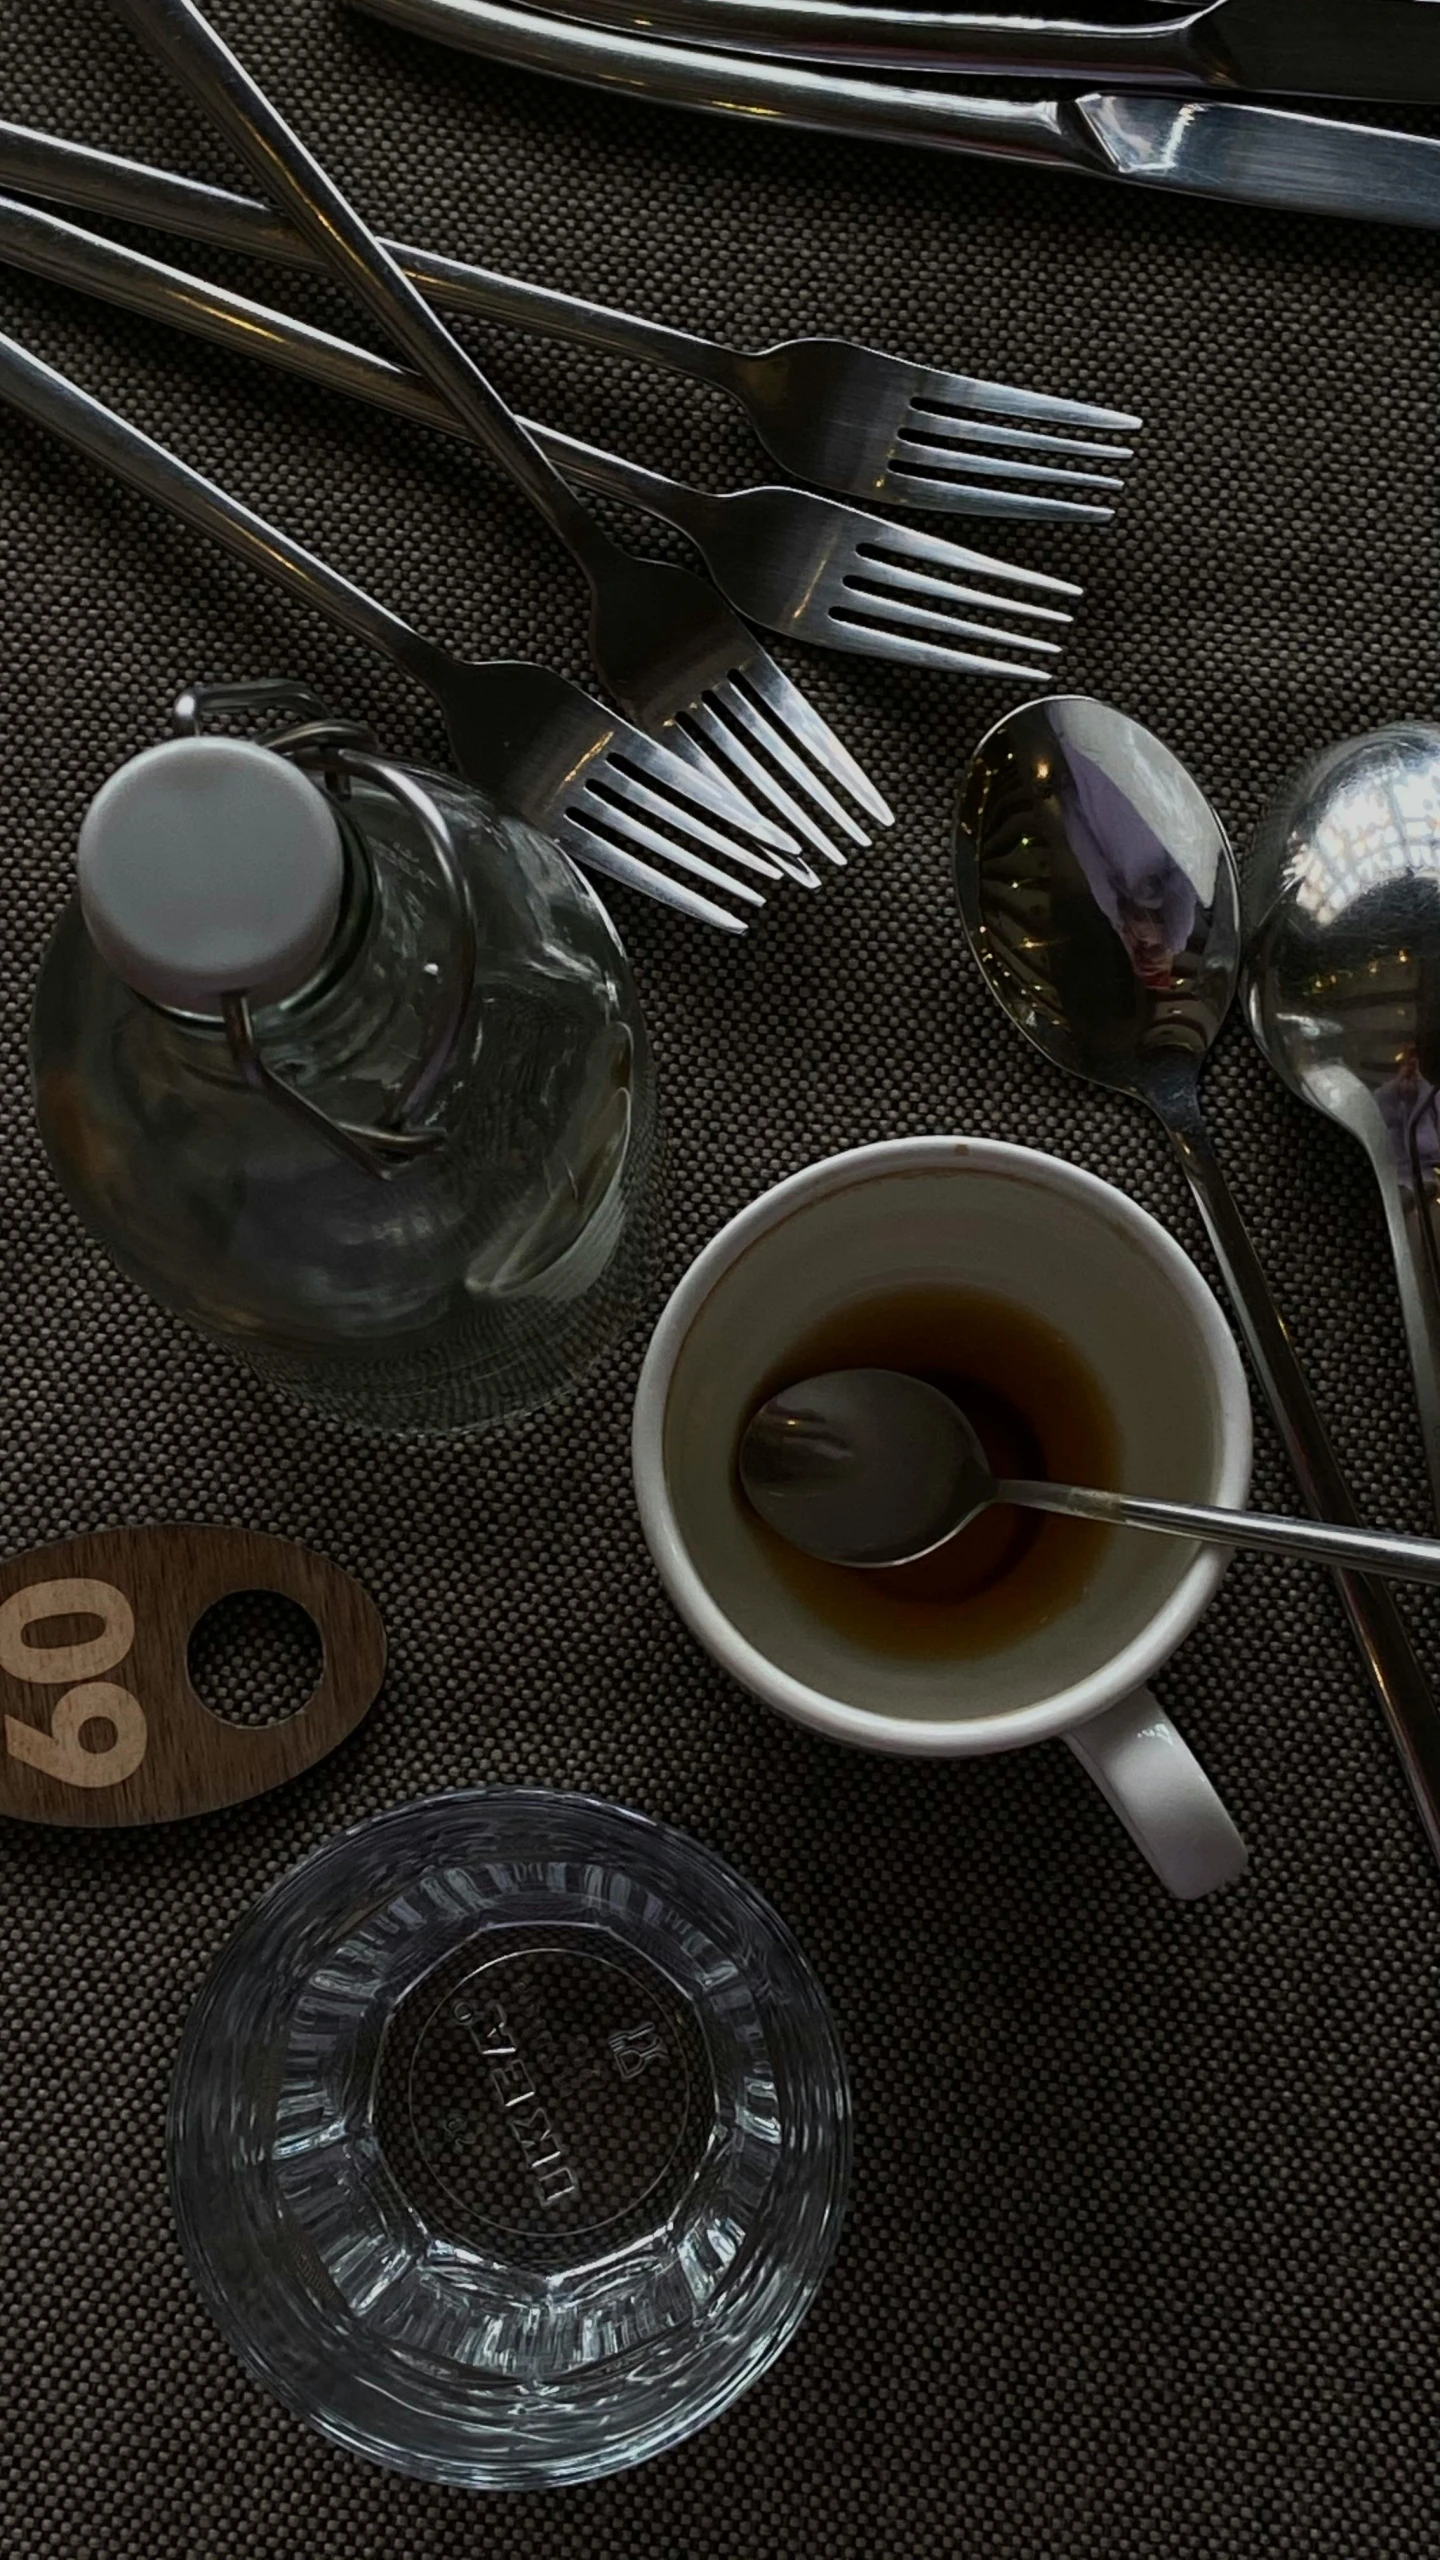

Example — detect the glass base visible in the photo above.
[169,1792,849,2487]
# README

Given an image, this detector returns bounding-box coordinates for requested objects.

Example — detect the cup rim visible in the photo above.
[632,1137,1253,1757]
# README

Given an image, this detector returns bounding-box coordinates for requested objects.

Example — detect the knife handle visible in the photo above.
[344,0,1440,234]
[436,0,1210,84]
[347,0,1102,173]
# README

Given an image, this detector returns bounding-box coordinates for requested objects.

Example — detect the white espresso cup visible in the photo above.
[632,1138,1252,1899]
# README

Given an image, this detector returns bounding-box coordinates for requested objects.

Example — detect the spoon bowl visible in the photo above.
[954,694,1440,1860]
[737,1367,995,1566]
[739,1365,1440,1588]
[955,693,1238,1116]
[1243,722,1440,1510]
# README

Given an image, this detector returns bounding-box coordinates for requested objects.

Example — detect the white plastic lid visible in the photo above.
[77,735,346,1013]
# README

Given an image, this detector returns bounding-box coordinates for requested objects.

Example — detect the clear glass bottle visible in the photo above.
[32,684,656,1434]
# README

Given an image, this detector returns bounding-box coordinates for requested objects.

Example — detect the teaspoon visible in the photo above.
[740,1368,1440,1585]
[1244,724,1440,1518]
[956,694,1440,1863]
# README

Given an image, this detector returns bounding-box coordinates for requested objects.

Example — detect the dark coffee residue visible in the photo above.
[740,1285,1119,1660]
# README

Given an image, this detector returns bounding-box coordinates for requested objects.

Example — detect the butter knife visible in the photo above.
[347,0,1440,231]
[456,0,1440,107]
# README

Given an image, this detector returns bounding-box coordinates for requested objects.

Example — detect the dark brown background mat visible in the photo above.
[0,6,1437,2552]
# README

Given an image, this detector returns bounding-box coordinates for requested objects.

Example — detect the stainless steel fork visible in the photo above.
[111,0,890,866]
[0,120,1141,525]
[0,191,1079,684]
[0,330,798,932]
[522,432,1079,679]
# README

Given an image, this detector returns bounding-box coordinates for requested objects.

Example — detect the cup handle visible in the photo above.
[1064,1687,1247,1900]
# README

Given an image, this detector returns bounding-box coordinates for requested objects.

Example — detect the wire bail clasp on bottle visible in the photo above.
[173,679,478,1179]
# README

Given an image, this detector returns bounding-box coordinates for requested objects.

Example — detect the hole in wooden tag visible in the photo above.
[188,1590,324,1729]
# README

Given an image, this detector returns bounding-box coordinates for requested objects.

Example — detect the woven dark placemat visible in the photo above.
[1,7,1438,2554]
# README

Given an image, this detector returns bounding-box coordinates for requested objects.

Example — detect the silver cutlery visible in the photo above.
[112,0,889,868]
[514,430,1077,680]
[0,192,1077,684]
[1245,725,1440,1520]
[349,0,1440,234]
[740,1365,1440,1587]
[0,329,796,932]
[0,120,1139,525]
[956,692,1440,1866]
[501,0,1440,106]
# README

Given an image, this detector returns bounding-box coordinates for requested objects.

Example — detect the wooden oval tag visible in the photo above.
[0,1526,386,1826]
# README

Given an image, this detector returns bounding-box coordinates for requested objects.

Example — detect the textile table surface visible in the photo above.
[0,8,1436,2553]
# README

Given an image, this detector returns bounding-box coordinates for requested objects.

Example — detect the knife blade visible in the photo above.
[348,0,1440,229]
[409,0,1440,106]
[1079,91,1440,226]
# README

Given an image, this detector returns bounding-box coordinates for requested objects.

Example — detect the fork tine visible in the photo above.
[698,677,869,863]
[836,583,1063,656]
[893,432,1126,495]
[563,722,802,916]
[850,549,1074,629]
[551,818,750,932]
[594,757,787,881]
[895,582,1067,634]
[685,698,841,875]
[713,675,872,851]
[659,723,827,884]
[907,374,1143,434]
[737,655,895,829]
[820,620,1054,681]
[906,407,1134,465]
[570,794,768,905]
[600,724,799,854]
[883,481,1118,524]
[854,533,1081,603]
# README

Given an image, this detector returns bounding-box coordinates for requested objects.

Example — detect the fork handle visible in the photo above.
[109,0,612,571]
[0,191,716,544]
[0,319,440,683]
[0,120,750,397]
[521,427,719,533]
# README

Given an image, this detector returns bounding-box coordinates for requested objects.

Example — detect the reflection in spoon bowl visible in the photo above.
[956,693,1440,1864]
[1244,722,1440,1513]
[956,693,1234,1090]
[739,1364,1440,1590]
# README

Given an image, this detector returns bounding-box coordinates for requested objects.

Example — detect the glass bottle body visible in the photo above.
[34,764,655,1434]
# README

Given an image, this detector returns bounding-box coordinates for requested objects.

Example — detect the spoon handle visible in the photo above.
[998,1480,1440,1586]
[1375,1145,1440,1520]
[1164,1096,1440,1863]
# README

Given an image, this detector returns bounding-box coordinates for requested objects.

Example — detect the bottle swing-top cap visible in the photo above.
[77,735,345,1014]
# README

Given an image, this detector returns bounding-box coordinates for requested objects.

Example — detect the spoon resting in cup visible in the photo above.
[740,1368,1440,1585]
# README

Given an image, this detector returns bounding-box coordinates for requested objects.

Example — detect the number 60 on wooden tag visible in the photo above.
[0,1526,386,1826]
